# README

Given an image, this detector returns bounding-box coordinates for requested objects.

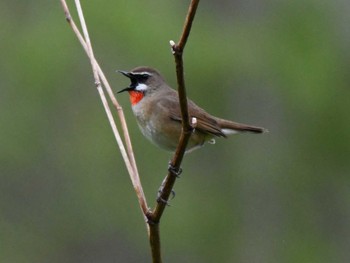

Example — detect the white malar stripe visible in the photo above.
[135,83,148,91]
[221,128,239,135]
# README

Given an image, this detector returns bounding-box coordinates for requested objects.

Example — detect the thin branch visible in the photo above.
[60,0,149,218]
[149,0,200,223]
[147,0,200,262]
[177,0,201,52]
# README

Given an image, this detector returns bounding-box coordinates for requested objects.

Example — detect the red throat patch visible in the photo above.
[128,90,144,105]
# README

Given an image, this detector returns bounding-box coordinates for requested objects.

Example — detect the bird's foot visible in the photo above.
[168,162,182,178]
[157,189,176,206]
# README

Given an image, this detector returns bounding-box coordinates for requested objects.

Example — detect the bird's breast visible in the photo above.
[128,90,144,106]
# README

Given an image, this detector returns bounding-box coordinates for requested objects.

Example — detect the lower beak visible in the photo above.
[117,87,133,93]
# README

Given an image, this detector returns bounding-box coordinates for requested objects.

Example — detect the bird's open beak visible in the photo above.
[117,70,134,93]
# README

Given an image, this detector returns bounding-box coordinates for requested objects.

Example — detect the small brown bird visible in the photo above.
[118,66,266,152]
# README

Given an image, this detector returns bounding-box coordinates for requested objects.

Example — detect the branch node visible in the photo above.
[169,40,183,56]
[146,211,159,225]
[65,13,71,22]
[147,219,157,226]
[169,40,176,54]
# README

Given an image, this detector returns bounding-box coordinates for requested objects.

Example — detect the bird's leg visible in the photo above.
[157,162,182,205]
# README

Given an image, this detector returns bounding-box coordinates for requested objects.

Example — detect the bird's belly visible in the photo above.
[137,116,209,152]
[137,117,181,151]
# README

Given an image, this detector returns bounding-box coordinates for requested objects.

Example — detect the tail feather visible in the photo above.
[217,119,267,135]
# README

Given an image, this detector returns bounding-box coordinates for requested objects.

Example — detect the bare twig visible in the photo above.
[60,0,149,219]
[147,0,200,262]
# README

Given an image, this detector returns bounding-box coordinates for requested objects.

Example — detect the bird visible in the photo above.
[117,66,266,153]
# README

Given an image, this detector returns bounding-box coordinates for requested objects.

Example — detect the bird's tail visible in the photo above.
[217,118,267,136]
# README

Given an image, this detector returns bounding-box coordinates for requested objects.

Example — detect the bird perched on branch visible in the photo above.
[118,66,267,152]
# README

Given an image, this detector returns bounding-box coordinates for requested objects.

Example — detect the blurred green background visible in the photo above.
[1,0,350,262]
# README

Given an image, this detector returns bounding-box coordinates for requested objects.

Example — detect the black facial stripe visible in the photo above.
[129,72,151,82]
[130,78,138,88]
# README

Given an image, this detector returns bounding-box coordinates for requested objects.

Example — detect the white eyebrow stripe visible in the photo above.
[131,72,152,76]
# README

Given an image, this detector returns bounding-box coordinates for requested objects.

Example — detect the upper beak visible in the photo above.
[117,70,133,93]
[117,70,132,78]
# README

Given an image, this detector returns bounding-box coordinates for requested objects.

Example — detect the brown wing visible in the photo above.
[156,90,226,137]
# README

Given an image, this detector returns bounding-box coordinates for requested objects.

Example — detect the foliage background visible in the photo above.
[1,0,349,262]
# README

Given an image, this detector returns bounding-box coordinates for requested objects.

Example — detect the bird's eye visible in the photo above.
[137,73,150,82]
[134,73,151,82]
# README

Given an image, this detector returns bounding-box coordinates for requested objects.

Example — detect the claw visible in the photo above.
[168,162,182,177]
[157,188,175,206]
[157,187,170,206]
[170,190,176,200]
[157,196,171,206]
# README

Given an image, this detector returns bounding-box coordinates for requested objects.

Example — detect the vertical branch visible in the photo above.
[147,1,200,262]
[148,223,161,263]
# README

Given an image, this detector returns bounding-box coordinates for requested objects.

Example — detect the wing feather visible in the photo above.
[156,90,226,137]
